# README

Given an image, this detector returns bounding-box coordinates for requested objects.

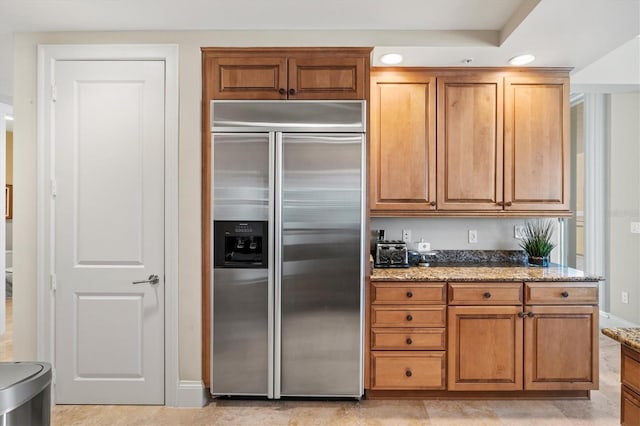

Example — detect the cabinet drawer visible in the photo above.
[371,306,446,327]
[371,351,446,389]
[525,282,598,305]
[371,328,446,350]
[448,283,523,305]
[623,346,640,395]
[622,385,640,426]
[372,282,446,304]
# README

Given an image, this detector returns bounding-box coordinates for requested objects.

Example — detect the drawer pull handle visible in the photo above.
[406,338,413,345]
[406,291,413,298]
[561,291,569,298]
[405,370,412,377]
[528,312,535,318]
[406,314,413,321]
[518,312,526,318]
[484,292,492,299]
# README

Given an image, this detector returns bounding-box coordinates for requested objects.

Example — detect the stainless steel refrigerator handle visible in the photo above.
[132,274,159,285]
[273,132,283,399]
[267,132,276,400]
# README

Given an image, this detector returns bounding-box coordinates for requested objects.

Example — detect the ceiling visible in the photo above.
[0,0,638,104]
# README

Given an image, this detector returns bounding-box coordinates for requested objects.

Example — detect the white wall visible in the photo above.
[607,92,640,324]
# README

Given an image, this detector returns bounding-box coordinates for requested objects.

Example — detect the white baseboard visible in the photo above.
[173,380,208,407]
[600,310,640,328]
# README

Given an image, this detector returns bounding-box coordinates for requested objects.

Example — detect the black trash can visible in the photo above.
[0,362,52,426]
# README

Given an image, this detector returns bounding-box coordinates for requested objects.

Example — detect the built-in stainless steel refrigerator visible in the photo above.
[211,101,365,399]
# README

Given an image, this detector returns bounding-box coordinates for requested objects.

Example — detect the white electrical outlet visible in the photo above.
[622,291,629,304]
[631,222,640,234]
[468,230,478,244]
[402,229,411,243]
[514,225,525,239]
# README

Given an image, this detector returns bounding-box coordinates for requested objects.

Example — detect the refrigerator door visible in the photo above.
[211,133,274,397]
[276,133,364,397]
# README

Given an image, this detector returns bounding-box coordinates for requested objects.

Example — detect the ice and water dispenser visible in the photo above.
[213,221,267,269]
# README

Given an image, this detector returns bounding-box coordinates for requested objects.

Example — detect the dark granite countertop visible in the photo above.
[371,264,601,282]
[370,250,602,282]
[601,328,640,351]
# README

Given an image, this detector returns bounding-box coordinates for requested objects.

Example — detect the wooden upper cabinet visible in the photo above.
[203,48,370,100]
[504,75,570,211]
[370,70,437,212]
[437,74,504,211]
[210,56,288,100]
[288,56,366,99]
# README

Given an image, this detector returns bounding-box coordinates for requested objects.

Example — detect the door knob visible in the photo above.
[132,274,160,285]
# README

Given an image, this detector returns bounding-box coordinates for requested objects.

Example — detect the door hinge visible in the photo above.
[51,85,57,102]
[50,273,57,292]
[50,179,57,198]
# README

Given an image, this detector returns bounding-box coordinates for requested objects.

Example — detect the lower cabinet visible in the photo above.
[448,282,599,392]
[524,305,599,390]
[370,282,447,390]
[621,345,640,425]
[448,305,523,391]
[371,351,446,390]
[368,280,599,395]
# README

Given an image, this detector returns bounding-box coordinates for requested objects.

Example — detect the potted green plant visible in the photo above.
[520,219,556,267]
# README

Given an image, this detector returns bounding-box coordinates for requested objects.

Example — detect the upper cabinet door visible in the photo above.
[370,70,437,213]
[504,75,570,211]
[437,75,504,211]
[288,56,366,100]
[209,56,288,100]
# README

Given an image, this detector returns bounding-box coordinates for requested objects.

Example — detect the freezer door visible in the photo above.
[212,132,274,397]
[212,269,269,396]
[212,133,271,221]
[277,133,364,397]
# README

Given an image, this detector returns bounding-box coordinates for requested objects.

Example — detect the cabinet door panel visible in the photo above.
[370,71,436,212]
[288,56,365,99]
[448,306,523,391]
[437,76,503,210]
[524,305,598,390]
[504,76,569,211]
[210,56,287,100]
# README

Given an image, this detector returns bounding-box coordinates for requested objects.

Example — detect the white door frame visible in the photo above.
[37,44,180,406]
[0,102,12,336]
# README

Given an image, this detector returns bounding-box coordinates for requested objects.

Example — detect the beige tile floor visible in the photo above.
[1,299,622,425]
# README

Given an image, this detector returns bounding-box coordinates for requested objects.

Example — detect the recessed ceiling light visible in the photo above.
[4,115,13,121]
[380,53,403,65]
[508,54,536,66]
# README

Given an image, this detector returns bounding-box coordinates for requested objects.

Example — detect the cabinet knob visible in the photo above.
[497,201,504,206]
[484,292,492,299]
[561,291,569,298]
[518,312,526,318]
[289,88,296,95]
[505,201,512,207]
[406,314,413,321]
[278,88,286,95]
[430,201,436,207]
[406,337,413,345]
[406,291,413,298]
[528,312,535,318]
[405,370,412,377]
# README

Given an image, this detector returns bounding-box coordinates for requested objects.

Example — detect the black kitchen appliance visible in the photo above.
[374,240,409,268]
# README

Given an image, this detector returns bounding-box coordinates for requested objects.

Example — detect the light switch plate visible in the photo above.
[468,230,478,244]
[631,222,640,234]
[515,225,525,239]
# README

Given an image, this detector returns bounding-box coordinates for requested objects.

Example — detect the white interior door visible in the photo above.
[54,60,165,404]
